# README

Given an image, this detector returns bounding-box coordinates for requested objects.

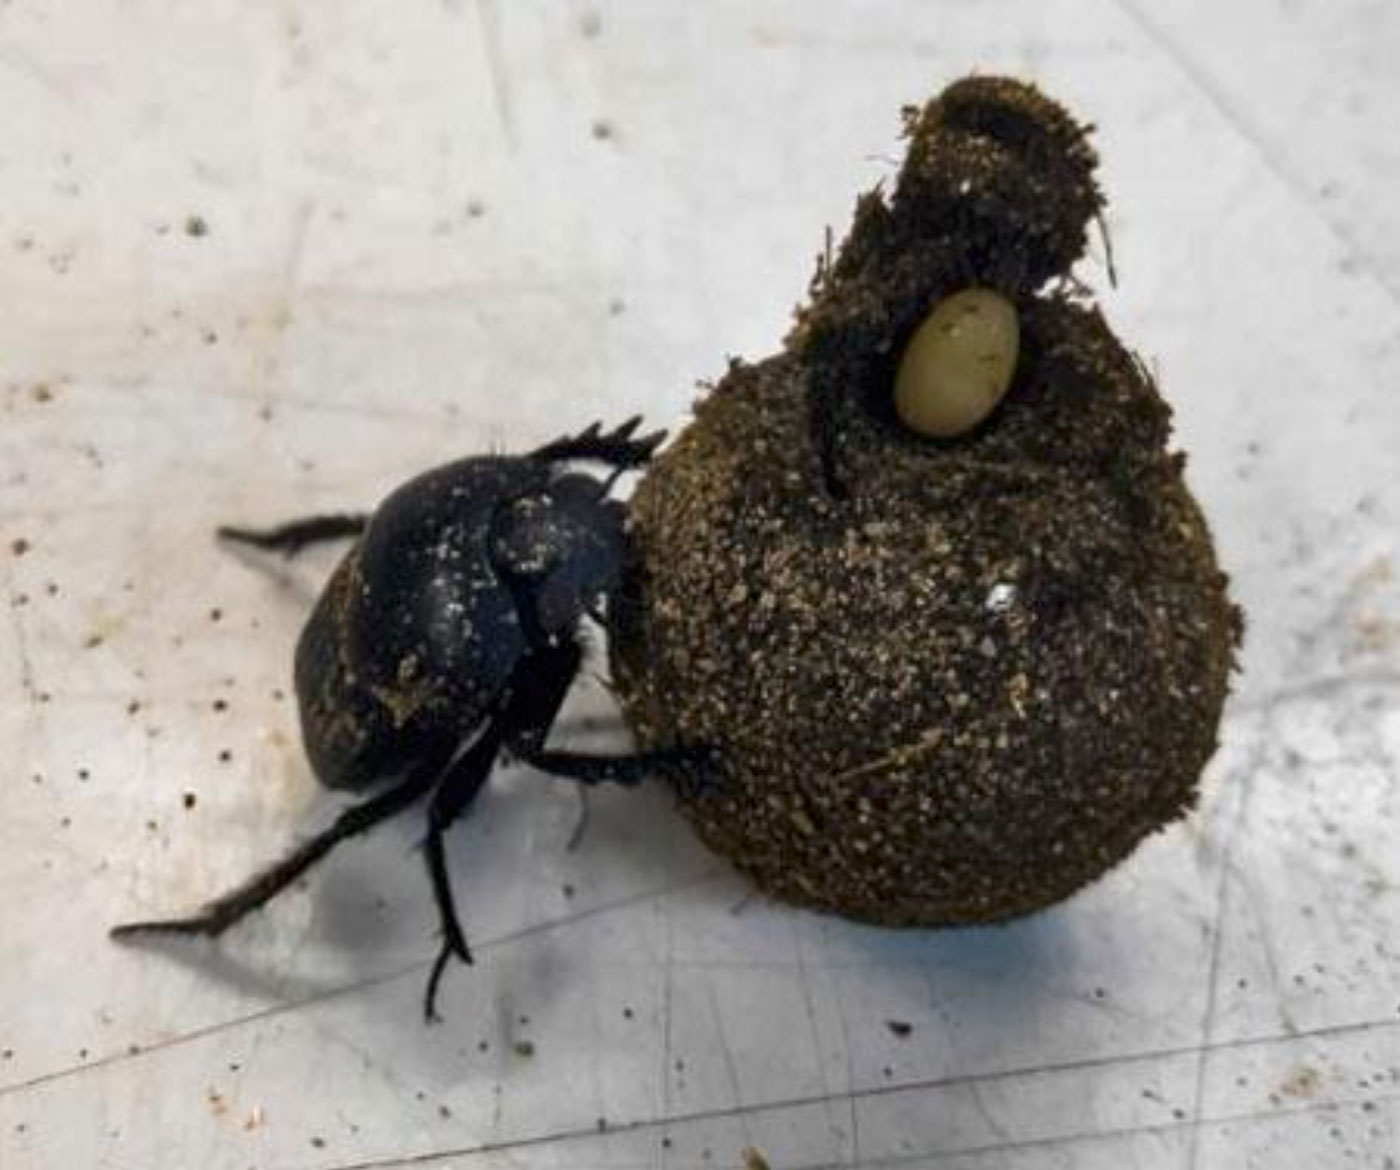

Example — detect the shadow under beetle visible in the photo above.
[112,418,700,1020]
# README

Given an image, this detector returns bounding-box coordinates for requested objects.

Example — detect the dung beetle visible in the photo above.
[112,418,696,1019]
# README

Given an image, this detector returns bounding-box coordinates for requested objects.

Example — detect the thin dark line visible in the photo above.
[300,1014,1400,1170]
[779,1090,1400,1170]
[704,972,752,1149]
[3,559,38,702]
[659,896,676,1170]
[0,867,724,1099]
[315,1035,1400,1164]
[1184,711,1278,1169]
[793,921,843,1161]
[1184,825,1233,1170]
[472,0,517,149]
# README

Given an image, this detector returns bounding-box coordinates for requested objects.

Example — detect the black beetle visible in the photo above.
[112,418,695,1019]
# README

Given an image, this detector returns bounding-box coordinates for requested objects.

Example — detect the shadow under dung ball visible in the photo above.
[610,77,1242,926]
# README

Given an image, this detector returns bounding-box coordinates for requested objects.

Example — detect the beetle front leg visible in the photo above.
[218,513,368,557]
[530,416,666,470]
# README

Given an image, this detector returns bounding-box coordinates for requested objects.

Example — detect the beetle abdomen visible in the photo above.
[294,551,418,790]
[294,457,539,790]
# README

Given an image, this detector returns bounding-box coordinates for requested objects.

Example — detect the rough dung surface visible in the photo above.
[610,77,1241,926]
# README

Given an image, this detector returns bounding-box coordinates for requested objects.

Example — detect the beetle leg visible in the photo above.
[418,721,508,1022]
[217,513,368,558]
[513,745,700,787]
[530,416,666,470]
[110,746,450,942]
[505,641,718,791]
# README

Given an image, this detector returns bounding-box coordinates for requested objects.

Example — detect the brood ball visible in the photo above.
[610,76,1241,926]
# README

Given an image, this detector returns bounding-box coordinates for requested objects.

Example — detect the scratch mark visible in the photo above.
[659,898,675,1169]
[1226,857,1300,1036]
[1179,571,1350,1167]
[0,866,723,1100]
[819,931,861,1168]
[308,1020,417,1104]
[963,1078,1015,1152]
[1182,698,1279,1170]
[1182,790,1237,1170]
[782,1096,1400,1170]
[247,199,316,419]
[792,919,844,1161]
[292,1063,1400,1170]
[5,573,38,702]
[1110,0,1400,315]
[473,0,518,150]
[704,972,754,1150]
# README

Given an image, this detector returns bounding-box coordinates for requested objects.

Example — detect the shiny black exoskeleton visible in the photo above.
[112,419,687,1019]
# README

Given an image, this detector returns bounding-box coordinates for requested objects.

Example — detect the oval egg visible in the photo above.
[893,288,1019,438]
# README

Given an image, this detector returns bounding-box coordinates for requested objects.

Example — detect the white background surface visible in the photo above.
[2,2,1399,1168]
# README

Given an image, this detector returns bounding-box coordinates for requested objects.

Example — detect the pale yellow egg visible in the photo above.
[893,288,1019,438]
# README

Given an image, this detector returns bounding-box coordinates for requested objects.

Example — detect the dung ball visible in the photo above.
[609,77,1241,927]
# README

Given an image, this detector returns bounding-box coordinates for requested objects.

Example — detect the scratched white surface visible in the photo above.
[2,2,1398,1168]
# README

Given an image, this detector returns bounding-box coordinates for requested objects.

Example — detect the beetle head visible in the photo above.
[490,472,628,638]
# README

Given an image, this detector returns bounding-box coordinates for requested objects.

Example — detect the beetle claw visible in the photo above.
[423,932,475,1022]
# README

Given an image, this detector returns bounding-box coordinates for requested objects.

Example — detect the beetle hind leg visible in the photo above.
[217,513,368,558]
[111,749,448,943]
